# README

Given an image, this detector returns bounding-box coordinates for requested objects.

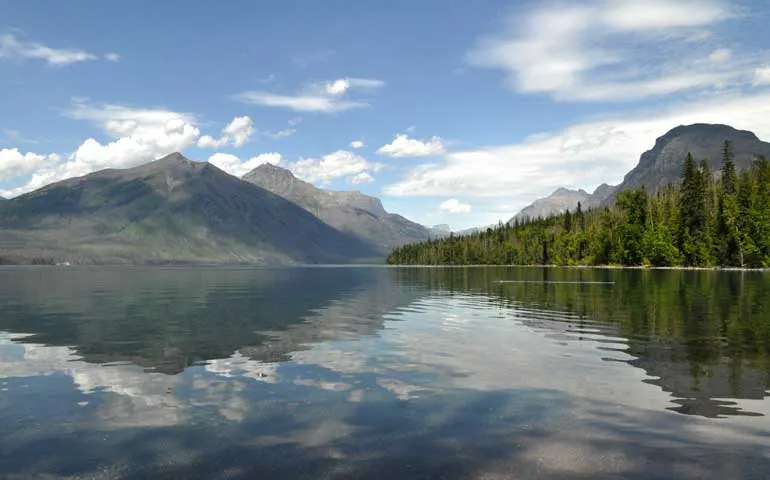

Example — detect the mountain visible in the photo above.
[605,123,770,203]
[509,187,591,222]
[242,163,433,253]
[429,224,452,237]
[584,183,615,208]
[0,153,379,265]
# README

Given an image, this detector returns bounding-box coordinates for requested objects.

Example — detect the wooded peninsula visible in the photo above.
[387,141,770,268]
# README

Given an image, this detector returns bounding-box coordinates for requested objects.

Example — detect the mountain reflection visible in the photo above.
[0,267,416,374]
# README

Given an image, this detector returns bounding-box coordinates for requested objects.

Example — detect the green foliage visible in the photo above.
[388,153,770,268]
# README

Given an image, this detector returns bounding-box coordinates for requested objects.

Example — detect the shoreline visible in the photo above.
[384,263,770,272]
[0,262,767,272]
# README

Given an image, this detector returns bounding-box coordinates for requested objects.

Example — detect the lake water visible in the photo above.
[0,266,768,479]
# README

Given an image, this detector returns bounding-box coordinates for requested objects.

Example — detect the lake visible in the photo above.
[0,266,768,479]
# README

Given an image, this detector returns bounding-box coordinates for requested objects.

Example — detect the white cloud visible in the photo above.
[263,128,296,139]
[0,33,97,66]
[234,92,366,113]
[0,148,59,181]
[324,77,385,96]
[207,152,282,178]
[2,101,202,197]
[439,198,472,214]
[349,140,365,149]
[466,0,766,102]
[222,116,254,147]
[197,116,254,149]
[197,135,226,149]
[385,90,770,225]
[349,172,374,184]
[377,134,445,158]
[104,52,121,62]
[753,67,770,86]
[289,150,379,185]
[234,77,384,113]
[326,78,350,96]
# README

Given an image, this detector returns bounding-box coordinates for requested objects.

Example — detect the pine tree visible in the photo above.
[718,140,742,266]
[678,153,709,266]
[563,208,573,233]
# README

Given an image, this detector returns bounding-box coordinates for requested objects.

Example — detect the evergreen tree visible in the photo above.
[678,154,709,266]
[563,208,573,233]
[718,140,741,266]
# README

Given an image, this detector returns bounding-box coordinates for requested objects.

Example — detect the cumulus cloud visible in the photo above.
[234,77,385,113]
[377,134,445,158]
[0,33,98,66]
[349,140,365,149]
[439,198,472,214]
[207,152,282,177]
[2,101,202,197]
[289,150,380,185]
[384,90,770,226]
[0,148,59,181]
[104,52,121,62]
[197,116,254,149]
[467,0,767,102]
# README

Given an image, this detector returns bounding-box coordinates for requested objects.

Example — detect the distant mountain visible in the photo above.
[456,222,505,236]
[509,187,592,223]
[604,123,770,203]
[429,224,452,237]
[0,153,379,265]
[242,163,432,253]
[584,183,615,208]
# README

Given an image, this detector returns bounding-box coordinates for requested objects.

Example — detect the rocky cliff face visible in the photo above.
[605,123,770,202]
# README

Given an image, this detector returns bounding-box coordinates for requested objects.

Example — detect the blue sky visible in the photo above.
[2,0,770,229]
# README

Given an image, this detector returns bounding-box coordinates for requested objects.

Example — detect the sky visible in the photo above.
[1,0,770,230]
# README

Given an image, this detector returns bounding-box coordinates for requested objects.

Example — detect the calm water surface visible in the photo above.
[0,266,768,479]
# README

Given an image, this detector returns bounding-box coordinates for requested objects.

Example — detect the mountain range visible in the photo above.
[242,163,433,254]
[1,123,768,264]
[0,153,380,265]
[507,124,770,223]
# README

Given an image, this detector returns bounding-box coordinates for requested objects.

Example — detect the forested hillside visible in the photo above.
[388,141,770,268]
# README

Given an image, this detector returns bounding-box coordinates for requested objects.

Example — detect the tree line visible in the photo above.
[387,141,770,268]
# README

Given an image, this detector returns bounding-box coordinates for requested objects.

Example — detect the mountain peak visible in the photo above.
[254,162,292,174]
[243,163,296,182]
[662,123,759,142]
[155,152,191,165]
[552,187,589,196]
[615,123,770,199]
[127,152,211,179]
